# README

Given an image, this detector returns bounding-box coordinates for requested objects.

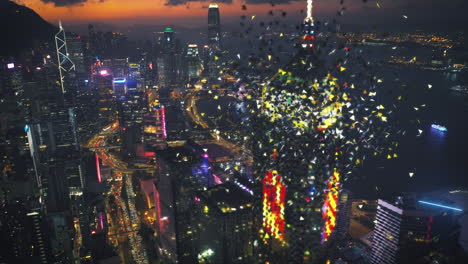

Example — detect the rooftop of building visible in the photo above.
[198,181,253,214]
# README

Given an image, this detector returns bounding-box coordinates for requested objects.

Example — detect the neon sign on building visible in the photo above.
[161,106,167,139]
[262,170,286,243]
[95,153,102,183]
[321,169,340,243]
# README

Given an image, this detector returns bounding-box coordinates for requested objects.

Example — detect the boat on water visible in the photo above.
[450,85,468,94]
[431,124,447,132]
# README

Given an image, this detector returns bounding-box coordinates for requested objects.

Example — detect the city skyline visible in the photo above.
[1,0,467,263]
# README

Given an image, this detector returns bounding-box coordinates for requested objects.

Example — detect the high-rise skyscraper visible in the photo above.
[157,27,177,88]
[207,3,221,51]
[370,199,444,264]
[65,32,86,76]
[0,203,51,264]
[192,182,254,264]
[206,3,221,79]
[55,22,76,95]
[143,105,167,151]
[162,27,175,53]
[371,199,404,264]
[95,70,115,120]
[186,44,201,80]
[335,190,352,239]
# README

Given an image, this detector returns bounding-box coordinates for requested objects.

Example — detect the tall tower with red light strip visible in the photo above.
[262,170,286,243]
[321,170,340,243]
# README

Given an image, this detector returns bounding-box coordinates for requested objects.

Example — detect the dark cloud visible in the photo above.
[163,0,300,6]
[244,0,300,4]
[164,0,232,7]
[40,0,101,7]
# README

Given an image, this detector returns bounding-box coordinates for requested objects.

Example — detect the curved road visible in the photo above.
[86,122,149,264]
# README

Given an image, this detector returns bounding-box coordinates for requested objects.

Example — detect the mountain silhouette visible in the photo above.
[0,0,57,57]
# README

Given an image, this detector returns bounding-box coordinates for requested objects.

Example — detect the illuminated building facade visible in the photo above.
[25,120,78,263]
[65,32,86,76]
[112,77,127,96]
[208,3,221,51]
[187,44,201,80]
[55,22,75,95]
[128,63,142,91]
[334,189,352,239]
[192,182,254,264]
[261,170,286,243]
[371,199,446,264]
[118,91,149,156]
[0,204,51,264]
[110,58,128,78]
[206,4,221,78]
[118,91,148,128]
[95,70,115,120]
[143,105,167,151]
[25,109,83,198]
[371,199,405,264]
[157,27,177,88]
[154,146,203,263]
[186,140,216,187]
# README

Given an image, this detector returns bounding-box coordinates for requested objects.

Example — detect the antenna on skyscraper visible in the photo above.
[301,0,316,48]
[306,0,313,21]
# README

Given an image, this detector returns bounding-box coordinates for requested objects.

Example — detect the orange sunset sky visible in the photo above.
[13,0,347,26]
[13,0,460,32]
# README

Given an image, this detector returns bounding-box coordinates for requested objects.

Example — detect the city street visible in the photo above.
[87,123,149,264]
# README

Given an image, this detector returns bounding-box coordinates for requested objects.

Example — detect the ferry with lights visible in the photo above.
[431,124,447,132]
[450,85,468,94]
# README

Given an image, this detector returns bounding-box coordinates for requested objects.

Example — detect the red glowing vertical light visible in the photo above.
[262,170,286,243]
[155,188,163,232]
[161,106,167,139]
[95,153,102,183]
[425,216,433,244]
[99,212,104,230]
[321,170,340,243]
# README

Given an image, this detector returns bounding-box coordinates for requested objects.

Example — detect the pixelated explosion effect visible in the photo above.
[262,170,286,243]
[248,41,401,248]
[321,169,340,243]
